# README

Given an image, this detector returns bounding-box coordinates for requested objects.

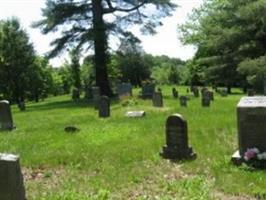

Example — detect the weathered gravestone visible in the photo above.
[99,96,110,118]
[160,114,196,160]
[117,83,132,98]
[0,100,14,131]
[0,153,26,200]
[172,88,178,98]
[92,87,100,109]
[201,95,210,107]
[179,96,187,107]
[141,84,155,99]
[232,97,266,165]
[152,92,163,107]
[72,88,80,100]
[192,86,199,97]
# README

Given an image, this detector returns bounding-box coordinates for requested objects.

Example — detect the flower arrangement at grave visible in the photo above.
[243,148,266,168]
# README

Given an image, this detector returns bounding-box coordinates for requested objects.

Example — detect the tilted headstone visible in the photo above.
[172,88,178,98]
[0,153,26,200]
[98,96,110,118]
[236,97,266,156]
[141,84,155,99]
[152,92,163,107]
[117,83,132,98]
[160,114,196,160]
[92,87,100,109]
[125,111,145,118]
[72,88,80,100]
[0,100,14,131]
[179,96,187,107]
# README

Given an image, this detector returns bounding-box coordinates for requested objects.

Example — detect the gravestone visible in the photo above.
[236,97,266,156]
[192,87,199,97]
[18,101,26,111]
[141,84,155,99]
[201,87,208,96]
[152,92,163,107]
[72,88,80,100]
[92,87,100,109]
[125,111,145,118]
[160,114,196,160]
[84,86,93,100]
[247,89,255,96]
[99,96,110,118]
[172,88,178,98]
[0,153,26,200]
[201,96,210,107]
[0,100,14,131]
[179,96,187,107]
[117,83,132,98]
[220,89,228,97]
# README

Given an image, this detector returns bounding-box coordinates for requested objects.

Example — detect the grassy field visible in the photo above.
[0,86,265,200]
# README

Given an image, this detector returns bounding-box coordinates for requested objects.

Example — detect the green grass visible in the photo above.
[1,86,265,199]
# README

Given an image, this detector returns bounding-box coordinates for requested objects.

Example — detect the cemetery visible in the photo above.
[1,0,266,199]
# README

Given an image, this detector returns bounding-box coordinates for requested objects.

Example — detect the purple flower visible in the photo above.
[244,148,259,161]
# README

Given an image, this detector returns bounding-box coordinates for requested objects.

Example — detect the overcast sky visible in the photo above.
[0,0,203,67]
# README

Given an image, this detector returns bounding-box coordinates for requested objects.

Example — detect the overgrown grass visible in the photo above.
[0,86,265,199]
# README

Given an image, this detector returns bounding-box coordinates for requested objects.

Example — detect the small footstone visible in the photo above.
[125,111,145,118]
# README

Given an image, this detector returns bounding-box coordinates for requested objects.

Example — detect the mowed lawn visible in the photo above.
[0,86,265,200]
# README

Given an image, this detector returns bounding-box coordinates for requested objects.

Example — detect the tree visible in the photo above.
[34,0,176,96]
[0,18,36,104]
[70,49,81,92]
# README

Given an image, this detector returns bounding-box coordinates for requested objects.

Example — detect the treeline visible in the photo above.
[179,0,266,93]
[0,18,186,106]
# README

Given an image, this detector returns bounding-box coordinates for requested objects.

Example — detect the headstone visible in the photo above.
[236,97,266,156]
[0,153,26,200]
[18,101,26,111]
[172,88,178,98]
[201,95,210,107]
[179,96,187,107]
[117,83,132,98]
[201,87,208,96]
[72,88,80,100]
[0,100,14,131]
[220,89,228,97]
[141,84,155,99]
[92,87,100,109]
[84,86,93,100]
[99,96,110,118]
[247,89,255,96]
[125,111,145,118]
[160,114,196,160]
[152,92,163,107]
[192,86,199,97]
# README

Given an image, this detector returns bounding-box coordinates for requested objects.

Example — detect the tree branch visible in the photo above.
[103,0,148,14]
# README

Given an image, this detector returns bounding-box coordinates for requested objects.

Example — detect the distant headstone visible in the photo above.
[220,89,228,97]
[192,87,199,97]
[160,114,196,160]
[0,100,14,131]
[72,88,80,100]
[247,89,255,96]
[0,153,26,200]
[172,88,178,98]
[201,87,208,96]
[125,111,145,118]
[18,101,26,111]
[99,96,110,118]
[117,83,132,98]
[92,87,100,109]
[179,96,187,107]
[141,84,155,99]
[152,92,163,107]
[201,95,210,107]
[84,86,93,100]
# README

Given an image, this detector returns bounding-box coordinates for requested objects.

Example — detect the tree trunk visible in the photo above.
[92,0,112,96]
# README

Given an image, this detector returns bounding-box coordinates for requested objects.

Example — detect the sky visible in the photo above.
[0,0,203,67]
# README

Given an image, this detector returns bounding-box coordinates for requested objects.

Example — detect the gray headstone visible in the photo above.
[236,97,266,156]
[117,83,132,98]
[92,87,100,109]
[125,111,145,118]
[192,87,199,97]
[0,153,26,200]
[0,100,14,131]
[179,96,187,107]
[99,96,110,118]
[160,114,196,160]
[201,96,210,107]
[152,92,163,107]
[172,88,178,98]
[141,84,155,99]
